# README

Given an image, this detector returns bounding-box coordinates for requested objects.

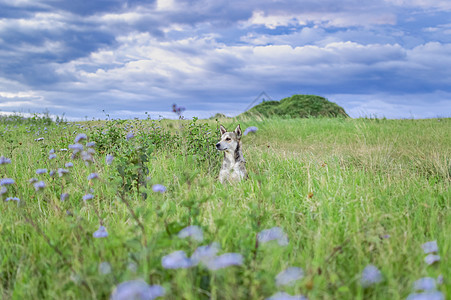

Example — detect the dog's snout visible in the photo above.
[215,143,221,148]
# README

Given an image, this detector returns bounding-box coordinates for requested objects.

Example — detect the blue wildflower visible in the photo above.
[257,227,289,246]
[0,178,15,186]
[5,197,20,203]
[0,187,7,195]
[413,277,436,291]
[68,143,84,152]
[275,267,304,287]
[74,133,87,143]
[178,225,203,242]
[406,291,444,300]
[111,280,165,300]
[88,173,99,180]
[106,154,114,165]
[190,242,220,266]
[86,141,96,147]
[33,181,46,191]
[36,169,48,174]
[205,253,243,271]
[83,194,94,201]
[93,225,108,238]
[161,251,192,269]
[58,168,69,177]
[0,156,11,165]
[65,162,74,168]
[243,126,258,136]
[360,264,382,287]
[152,184,167,193]
[60,193,69,201]
[49,154,57,160]
[424,254,440,265]
[126,132,135,141]
[422,241,438,254]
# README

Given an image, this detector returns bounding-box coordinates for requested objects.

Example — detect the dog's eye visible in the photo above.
[225,137,231,141]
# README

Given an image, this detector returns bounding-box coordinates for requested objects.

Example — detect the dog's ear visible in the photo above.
[220,125,227,135]
[234,124,242,138]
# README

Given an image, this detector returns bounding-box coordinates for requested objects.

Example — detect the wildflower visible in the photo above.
[60,148,68,152]
[74,133,87,143]
[29,177,38,183]
[99,262,112,275]
[0,178,15,186]
[152,184,167,193]
[36,168,48,174]
[161,250,192,269]
[267,292,308,300]
[275,267,304,287]
[360,264,382,287]
[178,225,203,242]
[5,197,20,203]
[88,173,99,180]
[83,194,94,202]
[93,225,108,238]
[0,187,7,195]
[49,149,55,154]
[126,132,135,141]
[413,277,436,291]
[86,141,96,147]
[34,181,46,191]
[424,254,440,265]
[106,154,114,165]
[406,291,444,300]
[243,126,258,136]
[205,253,243,271]
[422,241,438,254]
[0,156,11,165]
[68,143,84,152]
[35,137,44,141]
[81,151,93,163]
[65,162,74,168]
[49,153,57,160]
[60,193,69,201]
[111,280,165,300]
[437,275,443,285]
[257,227,289,246]
[190,242,221,266]
[57,168,69,177]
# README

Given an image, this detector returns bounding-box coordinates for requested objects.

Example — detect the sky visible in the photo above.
[0,0,450,120]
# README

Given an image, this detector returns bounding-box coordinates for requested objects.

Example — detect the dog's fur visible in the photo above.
[216,124,248,184]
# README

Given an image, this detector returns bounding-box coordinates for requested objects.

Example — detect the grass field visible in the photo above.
[0,116,449,299]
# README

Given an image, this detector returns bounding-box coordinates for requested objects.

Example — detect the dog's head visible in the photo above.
[216,124,242,152]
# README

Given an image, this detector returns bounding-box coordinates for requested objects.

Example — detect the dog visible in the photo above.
[215,124,248,184]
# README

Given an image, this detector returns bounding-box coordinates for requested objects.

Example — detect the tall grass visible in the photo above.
[0,116,449,299]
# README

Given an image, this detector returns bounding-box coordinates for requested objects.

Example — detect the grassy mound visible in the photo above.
[243,94,349,118]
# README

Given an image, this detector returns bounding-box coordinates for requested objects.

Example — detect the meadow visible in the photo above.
[0,114,449,299]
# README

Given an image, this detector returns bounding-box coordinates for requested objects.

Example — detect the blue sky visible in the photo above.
[0,0,450,120]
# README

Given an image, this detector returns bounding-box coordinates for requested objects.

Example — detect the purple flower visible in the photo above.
[152,184,167,193]
[0,187,7,195]
[178,225,203,242]
[29,177,38,183]
[414,277,436,291]
[360,264,382,287]
[0,156,11,165]
[49,149,55,154]
[106,154,114,165]
[68,143,84,152]
[33,181,46,191]
[60,193,69,201]
[190,242,221,266]
[161,250,192,269]
[86,141,96,147]
[65,162,74,168]
[36,168,48,174]
[424,254,440,265]
[74,133,87,143]
[5,197,20,203]
[275,267,304,287]
[111,280,165,300]
[422,241,438,254]
[126,132,135,141]
[35,137,44,142]
[406,291,444,300]
[267,292,308,300]
[60,148,68,152]
[0,178,15,186]
[243,126,258,136]
[88,173,99,180]
[93,225,108,238]
[257,227,289,246]
[205,253,243,271]
[83,194,94,201]
[81,151,93,163]
[49,153,57,160]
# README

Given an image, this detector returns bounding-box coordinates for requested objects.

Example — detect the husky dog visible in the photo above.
[215,124,248,184]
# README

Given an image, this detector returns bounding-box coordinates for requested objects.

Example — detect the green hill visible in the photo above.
[243,94,349,118]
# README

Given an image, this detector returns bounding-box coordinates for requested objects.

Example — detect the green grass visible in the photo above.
[0,117,450,299]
